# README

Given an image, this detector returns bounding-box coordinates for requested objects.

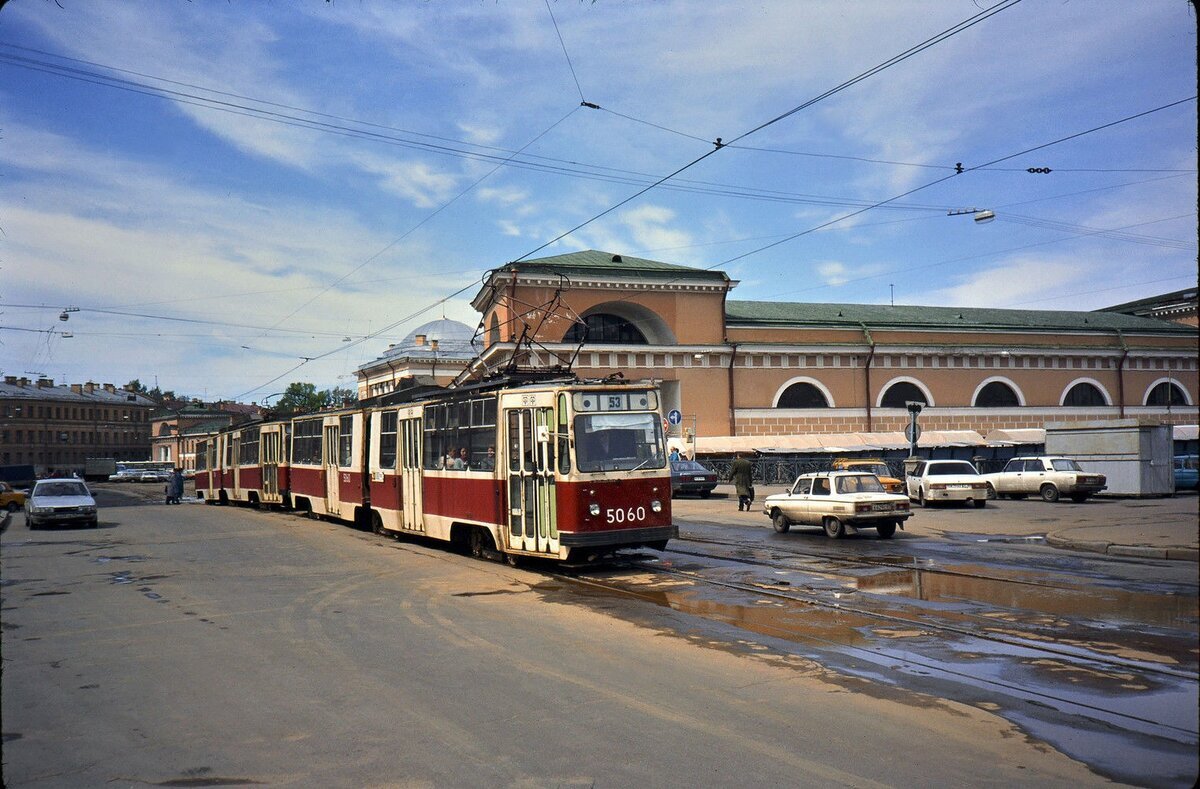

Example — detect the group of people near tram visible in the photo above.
[441,445,495,471]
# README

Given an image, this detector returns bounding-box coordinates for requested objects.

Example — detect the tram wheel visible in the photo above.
[469,528,486,558]
[372,512,385,536]
[504,552,521,567]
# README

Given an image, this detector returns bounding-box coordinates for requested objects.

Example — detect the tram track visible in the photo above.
[555,557,1199,743]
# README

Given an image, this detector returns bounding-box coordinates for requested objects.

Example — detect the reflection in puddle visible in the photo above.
[854,568,1198,631]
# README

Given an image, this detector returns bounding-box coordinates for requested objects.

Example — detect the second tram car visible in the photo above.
[197,377,676,562]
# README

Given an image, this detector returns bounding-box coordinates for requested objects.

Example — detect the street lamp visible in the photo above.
[947,207,996,224]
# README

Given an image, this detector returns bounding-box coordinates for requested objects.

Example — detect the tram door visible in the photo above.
[262,429,281,501]
[400,417,424,532]
[504,406,558,555]
[231,434,242,500]
[323,422,341,514]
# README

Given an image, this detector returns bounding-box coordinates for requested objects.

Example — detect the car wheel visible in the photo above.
[5,502,18,513]
[918,488,928,507]
[89,518,99,528]
[973,498,987,509]
[1070,493,1089,503]
[699,490,711,499]
[985,483,997,500]
[771,509,790,534]
[823,516,845,539]
[876,521,897,539]
[1040,484,1060,503]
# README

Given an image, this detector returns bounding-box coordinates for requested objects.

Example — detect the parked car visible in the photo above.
[1,481,27,513]
[982,456,1107,503]
[108,470,139,482]
[1174,455,1199,491]
[137,470,169,483]
[670,459,718,498]
[905,459,988,508]
[763,471,911,539]
[830,458,904,494]
[25,479,99,529]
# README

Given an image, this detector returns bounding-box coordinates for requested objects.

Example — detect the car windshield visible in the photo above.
[671,460,710,473]
[927,462,979,476]
[575,413,666,472]
[36,482,90,497]
[1050,459,1083,472]
[850,462,890,477]
[835,475,885,494]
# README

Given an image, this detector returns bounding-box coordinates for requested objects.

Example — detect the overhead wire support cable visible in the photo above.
[545,0,586,104]
[510,0,1026,263]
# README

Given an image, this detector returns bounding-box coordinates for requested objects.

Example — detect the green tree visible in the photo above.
[325,386,358,406]
[275,382,328,414]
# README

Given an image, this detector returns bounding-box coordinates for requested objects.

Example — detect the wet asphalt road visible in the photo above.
[1,485,1196,787]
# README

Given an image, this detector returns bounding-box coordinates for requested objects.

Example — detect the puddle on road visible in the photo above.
[852,567,1199,631]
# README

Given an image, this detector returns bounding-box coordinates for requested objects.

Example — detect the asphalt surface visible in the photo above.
[1,484,1124,788]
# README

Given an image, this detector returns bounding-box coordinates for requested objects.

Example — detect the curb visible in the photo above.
[1044,533,1199,562]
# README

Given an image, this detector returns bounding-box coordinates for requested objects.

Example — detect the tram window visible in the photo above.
[239,427,260,465]
[195,441,207,471]
[379,411,398,468]
[557,394,571,474]
[224,439,233,469]
[574,413,665,473]
[339,416,354,467]
[293,419,322,465]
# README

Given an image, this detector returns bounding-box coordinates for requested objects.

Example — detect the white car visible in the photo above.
[26,479,99,529]
[905,459,988,508]
[983,456,1107,503]
[762,471,912,539]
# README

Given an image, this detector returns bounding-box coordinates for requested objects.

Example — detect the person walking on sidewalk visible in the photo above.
[729,453,755,512]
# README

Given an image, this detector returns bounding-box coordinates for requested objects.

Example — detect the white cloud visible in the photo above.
[816,261,849,286]
[346,151,460,208]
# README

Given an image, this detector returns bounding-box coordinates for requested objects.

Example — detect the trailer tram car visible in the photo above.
[197,377,676,563]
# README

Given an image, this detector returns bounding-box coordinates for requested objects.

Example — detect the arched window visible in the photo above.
[974,381,1020,407]
[487,313,500,346]
[776,382,830,408]
[880,381,928,408]
[1146,381,1188,406]
[563,314,648,344]
[1063,382,1107,407]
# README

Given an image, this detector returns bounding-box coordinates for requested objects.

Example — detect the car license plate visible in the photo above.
[692,476,706,481]
[949,484,970,489]
[872,503,892,511]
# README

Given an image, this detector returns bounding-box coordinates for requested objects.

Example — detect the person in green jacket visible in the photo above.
[729,453,755,511]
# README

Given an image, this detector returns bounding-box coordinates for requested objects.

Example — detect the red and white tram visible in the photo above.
[196,376,676,562]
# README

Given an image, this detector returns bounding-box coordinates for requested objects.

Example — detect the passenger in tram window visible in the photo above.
[478,446,496,471]
[458,447,470,469]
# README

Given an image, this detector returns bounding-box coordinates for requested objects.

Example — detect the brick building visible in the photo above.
[455,250,1197,441]
[0,377,157,474]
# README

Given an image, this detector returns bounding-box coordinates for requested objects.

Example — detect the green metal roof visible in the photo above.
[725,300,1198,334]
[501,250,729,283]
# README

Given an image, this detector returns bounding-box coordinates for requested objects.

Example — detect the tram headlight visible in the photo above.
[651,500,662,513]
[589,503,601,516]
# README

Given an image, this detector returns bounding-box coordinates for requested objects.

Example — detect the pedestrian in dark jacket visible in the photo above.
[729,453,755,512]
[168,469,184,504]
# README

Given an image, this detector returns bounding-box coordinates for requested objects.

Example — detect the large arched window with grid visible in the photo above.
[974,381,1021,407]
[563,314,648,344]
[1063,381,1109,407]
[776,382,830,408]
[880,380,929,408]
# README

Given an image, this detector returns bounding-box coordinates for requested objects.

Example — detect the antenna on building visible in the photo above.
[890,284,894,306]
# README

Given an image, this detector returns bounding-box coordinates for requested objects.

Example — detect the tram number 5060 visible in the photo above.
[606,506,646,524]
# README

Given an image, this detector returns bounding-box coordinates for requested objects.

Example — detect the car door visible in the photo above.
[1020,458,1048,494]
[906,462,925,499]
[996,459,1022,493]
[808,476,833,521]
[786,477,812,523]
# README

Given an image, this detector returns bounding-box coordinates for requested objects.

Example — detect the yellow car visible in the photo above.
[831,458,904,494]
[1,481,28,513]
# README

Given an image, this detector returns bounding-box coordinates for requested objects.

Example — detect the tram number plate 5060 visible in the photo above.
[606,506,646,524]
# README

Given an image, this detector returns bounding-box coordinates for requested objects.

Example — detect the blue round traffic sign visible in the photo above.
[667,409,683,425]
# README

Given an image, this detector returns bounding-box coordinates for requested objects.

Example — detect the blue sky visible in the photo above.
[1,1,1195,402]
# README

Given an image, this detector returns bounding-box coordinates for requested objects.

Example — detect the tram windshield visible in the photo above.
[574,413,666,473]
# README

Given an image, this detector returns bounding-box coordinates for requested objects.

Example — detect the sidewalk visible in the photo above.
[680,484,1199,562]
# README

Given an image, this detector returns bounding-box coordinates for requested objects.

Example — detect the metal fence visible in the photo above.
[701,452,1013,485]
